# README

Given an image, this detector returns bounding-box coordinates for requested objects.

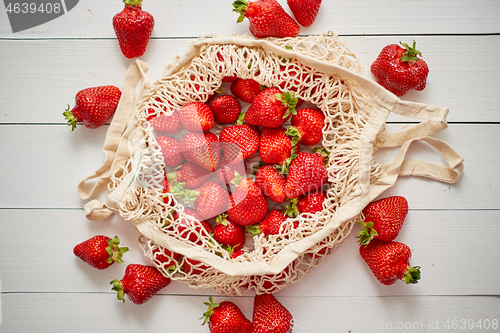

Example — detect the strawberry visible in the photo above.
[220,123,260,163]
[284,152,328,199]
[227,177,268,226]
[287,108,325,146]
[110,264,170,304]
[180,131,221,172]
[287,0,322,27]
[194,180,230,219]
[216,154,247,185]
[157,135,185,167]
[148,110,181,133]
[210,95,242,124]
[213,214,246,252]
[171,209,212,244]
[178,101,215,132]
[357,196,408,245]
[64,85,121,131]
[230,78,262,103]
[370,41,429,96]
[233,0,299,38]
[248,209,288,237]
[112,0,155,59]
[166,162,212,190]
[245,88,298,128]
[259,126,300,166]
[151,247,180,273]
[73,235,129,270]
[182,257,211,275]
[286,189,326,217]
[255,164,287,203]
[359,239,421,285]
[201,296,252,333]
[252,293,293,333]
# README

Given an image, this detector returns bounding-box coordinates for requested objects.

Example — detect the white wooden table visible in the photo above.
[1,1,499,331]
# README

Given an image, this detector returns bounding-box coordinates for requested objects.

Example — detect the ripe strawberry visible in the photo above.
[210,95,242,124]
[230,78,262,103]
[112,0,155,59]
[110,264,170,304]
[287,108,325,146]
[245,88,298,128]
[370,41,429,96]
[287,0,322,27]
[216,154,247,185]
[220,123,260,163]
[227,177,268,226]
[194,180,230,219]
[249,209,288,236]
[157,135,185,167]
[166,162,212,189]
[171,208,212,244]
[285,152,328,199]
[233,0,299,38]
[286,189,326,217]
[255,164,287,203]
[252,293,293,333]
[213,214,246,252]
[73,235,129,270]
[148,110,181,133]
[259,126,300,166]
[357,196,408,245]
[180,132,221,171]
[201,296,252,333]
[359,239,421,285]
[64,85,121,131]
[151,247,180,273]
[178,101,215,132]
[182,257,211,275]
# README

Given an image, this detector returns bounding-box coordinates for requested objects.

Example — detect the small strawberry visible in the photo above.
[252,293,293,333]
[286,108,325,146]
[112,0,155,59]
[148,110,181,133]
[210,95,242,124]
[219,122,260,163]
[157,135,185,167]
[64,85,122,131]
[248,209,288,237]
[233,0,300,38]
[230,78,262,103]
[180,132,221,172]
[73,235,129,270]
[284,152,328,199]
[110,264,170,304]
[259,126,300,166]
[287,0,322,27]
[286,189,326,217]
[166,162,212,190]
[254,164,287,203]
[357,196,409,245]
[178,101,215,132]
[359,239,421,285]
[227,177,268,226]
[370,41,429,96]
[201,296,252,333]
[194,180,230,219]
[245,88,298,128]
[213,214,246,252]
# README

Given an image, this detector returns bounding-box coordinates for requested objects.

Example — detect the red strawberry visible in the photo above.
[110,264,170,304]
[148,110,181,133]
[287,0,322,27]
[216,154,247,185]
[259,126,300,166]
[201,296,252,333]
[357,196,408,245]
[370,41,429,96]
[220,123,260,163]
[213,214,246,252]
[171,208,212,244]
[245,88,298,128]
[233,0,299,38]
[227,177,268,226]
[286,189,326,217]
[180,132,221,172]
[284,152,328,199]
[73,235,129,270]
[252,293,293,333]
[249,209,288,236]
[255,164,287,203]
[178,102,215,132]
[167,162,212,189]
[194,180,230,219]
[112,0,155,59]
[182,257,211,275]
[287,108,325,146]
[151,247,180,273]
[210,95,242,124]
[157,135,185,167]
[64,85,121,131]
[230,78,262,103]
[359,239,421,285]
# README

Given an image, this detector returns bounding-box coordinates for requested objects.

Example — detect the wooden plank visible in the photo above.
[0,0,499,38]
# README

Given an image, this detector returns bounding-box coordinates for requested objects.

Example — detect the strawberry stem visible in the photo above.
[275,92,298,119]
[236,111,246,125]
[232,0,248,23]
[402,265,421,284]
[399,40,422,64]
[285,126,301,146]
[106,236,129,264]
[245,223,261,236]
[201,296,220,325]
[123,0,143,7]
[356,221,378,246]
[110,279,125,303]
[285,198,300,218]
[63,105,78,132]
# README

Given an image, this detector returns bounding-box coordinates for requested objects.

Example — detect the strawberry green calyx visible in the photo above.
[285,126,301,146]
[274,146,298,175]
[63,105,78,131]
[110,279,126,303]
[285,198,300,218]
[229,171,243,187]
[123,0,143,7]
[236,111,246,125]
[275,92,298,119]
[313,147,330,165]
[356,221,378,246]
[216,213,229,226]
[201,296,220,325]
[245,223,261,236]
[402,265,421,284]
[106,236,129,264]
[399,41,422,65]
[232,0,249,23]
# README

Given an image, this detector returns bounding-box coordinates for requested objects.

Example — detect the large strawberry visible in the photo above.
[64,85,122,131]
[157,135,185,167]
[286,107,325,146]
[210,95,242,124]
[359,239,421,285]
[169,208,212,244]
[112,0,155,59]
[201,296,252,333]
[230,78,262,103]
[252,293,293,333]
[245,88,298,128]
[284,152,328,198]
[219,123,260,163]
[178,101,215,132]
[180,132,221,172]
[370,41,429,96]
[248,209,289,237]
[286,189,326,217]
[287,0,322,27]
[213,214,246,252]
[73,235,129,270]
[259,126,299,167]
[254,164,287,203]
[357,196,408,245]
[148,110,181,133]
[166,162,212,190]
[194,180,230,219]
[227,177,268,226]
[233,0,299,38]
[110,264,170,304]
